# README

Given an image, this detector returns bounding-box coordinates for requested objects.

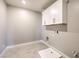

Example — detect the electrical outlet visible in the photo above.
[46,36,49,41]
[57,30,59,34]
[72,50,79,58]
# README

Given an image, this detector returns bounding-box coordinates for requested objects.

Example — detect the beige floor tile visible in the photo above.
[2,42,48,58]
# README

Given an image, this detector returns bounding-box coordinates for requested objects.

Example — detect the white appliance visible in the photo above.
[39,48,63,58]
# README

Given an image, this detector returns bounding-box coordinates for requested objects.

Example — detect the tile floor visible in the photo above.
[1,42,48,58]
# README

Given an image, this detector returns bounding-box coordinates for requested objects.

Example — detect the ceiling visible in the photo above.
[5,0,56,12]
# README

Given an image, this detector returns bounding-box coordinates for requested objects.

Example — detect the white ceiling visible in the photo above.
[5,0,56,12]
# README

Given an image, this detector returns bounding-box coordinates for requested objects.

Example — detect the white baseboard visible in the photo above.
[40,40,69,58]
[7,40,41,49]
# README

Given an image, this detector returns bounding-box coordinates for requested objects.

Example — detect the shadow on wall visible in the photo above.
[45,24,67,32]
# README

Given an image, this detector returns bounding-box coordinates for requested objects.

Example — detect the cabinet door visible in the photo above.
[53,0,62,24]
[49,4,57,24]
[42,0,67,25]
[42,11,51,25]
[42,8,54,25]
[57,1,62,24]
[47,7,55,25]
[42,11,47,25]
[55,0,67,24]
[48,0,62,24]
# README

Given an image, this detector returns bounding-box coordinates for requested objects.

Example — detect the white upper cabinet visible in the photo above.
[42,0,67,25]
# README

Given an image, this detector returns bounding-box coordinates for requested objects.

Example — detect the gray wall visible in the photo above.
[0,0,7,53]
[42,0,79,58]
[68,0,79,33]
[7,6,42,46]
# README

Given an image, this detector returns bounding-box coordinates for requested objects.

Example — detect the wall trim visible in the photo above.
[7,40,42,48]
